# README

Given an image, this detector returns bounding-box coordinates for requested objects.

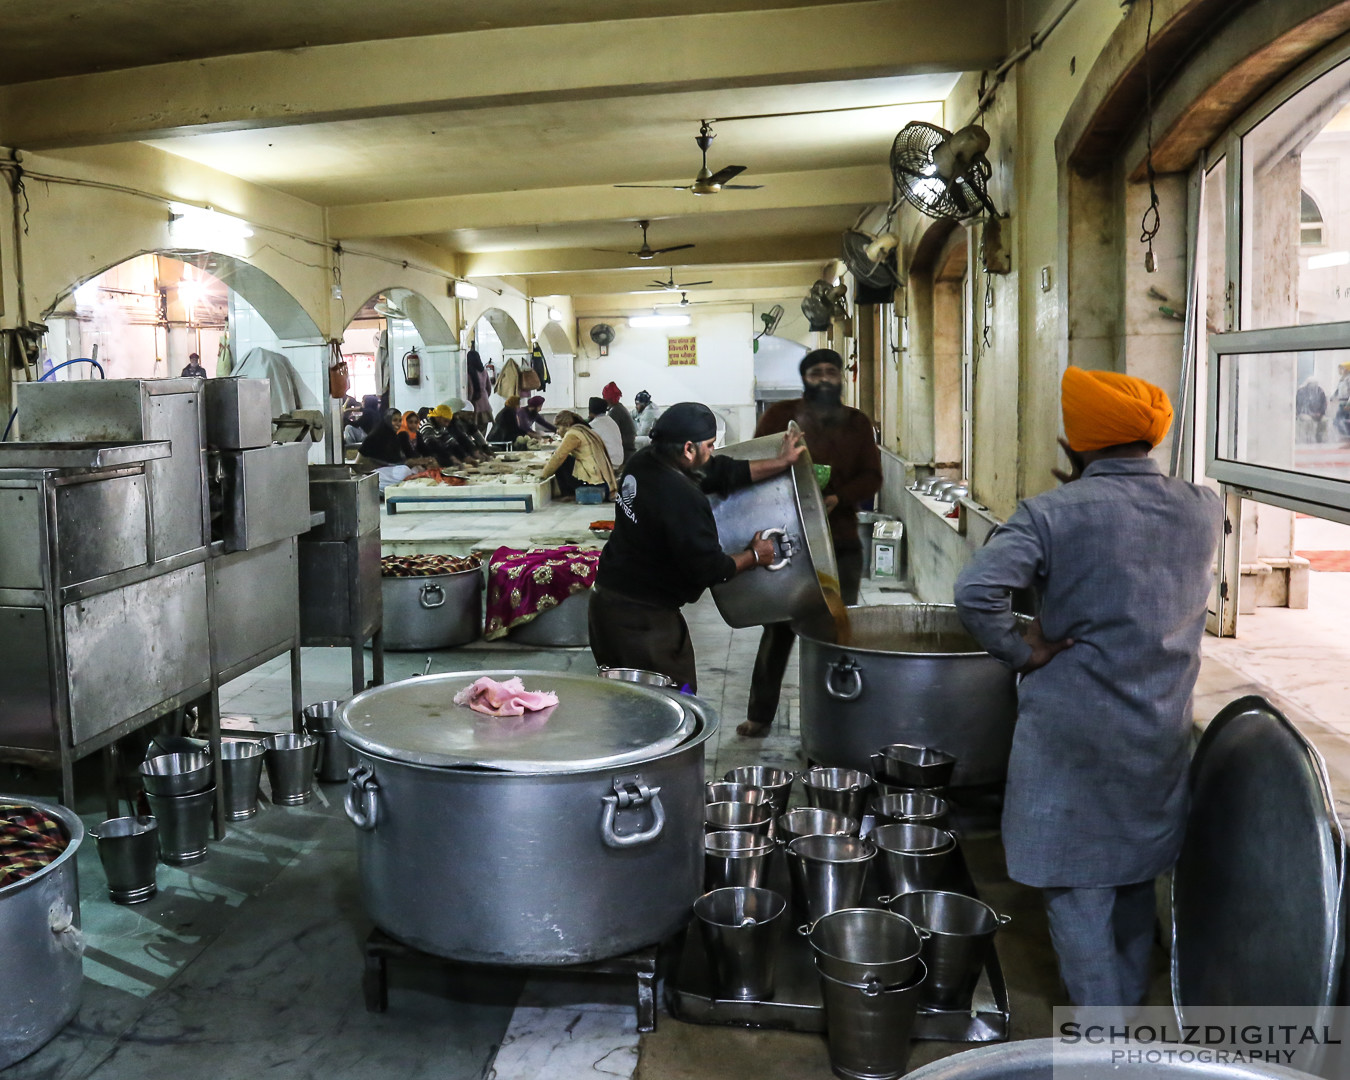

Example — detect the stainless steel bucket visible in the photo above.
[804,906,924,987]
[799,605,1020,787]
[138,751,212,797]
[872,823,958,897]
[220,740,265,820]
[724,766,794,822]
[872,791,950,830]
[146,787,215,865]
[705,782,768,806]
[304,700,353,783]
[777,807,858,844]
[263,733,319,806]
[786,833,875,922]
[91,816,158,903]
[706,800,773,835]
[0,797,84,1071]
[704,831,776,891]
[693,886,787,1001]
[871,743,957,789]
[381,567,482,650]
[802,767,872,821]
[818,960,926,1080]
[886,890,1008,1011]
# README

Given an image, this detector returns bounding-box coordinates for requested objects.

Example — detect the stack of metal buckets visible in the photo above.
[694,744,1009,1080]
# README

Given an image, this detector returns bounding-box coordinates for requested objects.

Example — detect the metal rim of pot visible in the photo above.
[797,602,1024,658]
[802,766,871,794]
[0,797,84,899]
[786,833,876,864]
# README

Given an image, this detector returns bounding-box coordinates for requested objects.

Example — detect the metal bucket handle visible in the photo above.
[344,764,380,831]
[600,774,665,849]
[824,657,863,701]
[419,582,446,609]
[759,526,794,571]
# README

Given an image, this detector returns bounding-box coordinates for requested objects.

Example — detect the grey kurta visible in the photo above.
[954,458,1222,888]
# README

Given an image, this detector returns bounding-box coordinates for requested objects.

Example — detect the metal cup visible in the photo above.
[145,788,215,866]
[91,816,158,903]
[263,733,320,805]
[693,886,787,1001]
[220,740,265,820]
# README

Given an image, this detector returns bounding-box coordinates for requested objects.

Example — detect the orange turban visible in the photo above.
[1061,366,1173,452]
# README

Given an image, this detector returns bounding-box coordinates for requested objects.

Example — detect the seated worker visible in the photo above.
[519,395,557,435]
[603,382,638,465]
[588,397,625,469]
[354,414,406,471]
[488,395,526,443]
[540,411,617,499]
[632,391,659,438]
[417,405,468,468]
[451,403,495,459]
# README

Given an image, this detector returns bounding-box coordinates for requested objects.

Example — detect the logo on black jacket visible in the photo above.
[619,475,638,523]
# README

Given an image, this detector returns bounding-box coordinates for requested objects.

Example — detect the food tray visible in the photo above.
[666,836,1009,1041]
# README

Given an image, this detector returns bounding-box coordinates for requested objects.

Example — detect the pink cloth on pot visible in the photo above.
[453,676,559,717]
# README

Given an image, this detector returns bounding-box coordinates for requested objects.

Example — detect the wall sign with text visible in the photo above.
[667,337,698,366]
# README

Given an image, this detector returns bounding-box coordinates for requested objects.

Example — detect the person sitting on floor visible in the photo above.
[540,410,617,499]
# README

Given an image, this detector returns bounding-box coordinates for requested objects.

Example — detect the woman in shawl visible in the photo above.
[539,411,617,499]
[487,395,526,444]
[466,349,494,433]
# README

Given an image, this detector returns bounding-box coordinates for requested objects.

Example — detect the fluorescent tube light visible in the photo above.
[453,281,479,299]
[1307,251,1350,270]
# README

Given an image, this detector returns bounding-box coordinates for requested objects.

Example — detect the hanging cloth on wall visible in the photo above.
[530,343,551,390]
[496,357,522,400]
[375,329,391,400]
[216,332,234,378]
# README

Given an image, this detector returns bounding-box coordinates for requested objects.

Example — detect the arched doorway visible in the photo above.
[467,307,532,419]
[342,287,458,415]
[535,320,576,411]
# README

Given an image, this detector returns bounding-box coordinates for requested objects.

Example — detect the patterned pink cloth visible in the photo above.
[485,545,599,641]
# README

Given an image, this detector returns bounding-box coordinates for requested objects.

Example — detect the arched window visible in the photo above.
[1301,189,1324,246]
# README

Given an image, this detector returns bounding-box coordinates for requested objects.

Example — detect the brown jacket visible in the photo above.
[756,400,881,550]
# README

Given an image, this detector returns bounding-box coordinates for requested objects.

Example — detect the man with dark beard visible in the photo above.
[739,348,882,737]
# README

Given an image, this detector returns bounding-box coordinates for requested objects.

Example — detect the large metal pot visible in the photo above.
[338,670,716,965]
[708,432,837,628]
[798,604,1019,788]
[0,796,84,1070]
[509,589,590,647]
[380,566,482,650]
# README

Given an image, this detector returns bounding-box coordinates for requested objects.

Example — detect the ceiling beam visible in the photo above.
[335,165,889,239]
[573,287,817,316]
[525,263,823,298]
[0,0,1005,150]
[462,232,841,277]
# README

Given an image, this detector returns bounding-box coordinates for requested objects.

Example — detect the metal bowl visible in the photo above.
[138,752,213,797]
[871,743,957,789]
[597,666,673,687]
[939,484,970,503]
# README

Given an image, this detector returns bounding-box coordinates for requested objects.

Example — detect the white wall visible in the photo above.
[576,310,757,442]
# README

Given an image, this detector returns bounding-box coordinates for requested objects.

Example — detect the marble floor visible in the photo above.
[8,550,1337,1080]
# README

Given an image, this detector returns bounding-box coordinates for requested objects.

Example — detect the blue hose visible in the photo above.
[2,357,106,441]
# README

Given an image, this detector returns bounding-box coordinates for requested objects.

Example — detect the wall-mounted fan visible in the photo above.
[757,304,784,338]
[614,121,764,196]
[647,269,713,290]
[890,122,1001,221]
[801,280,847,332]
[841,229,900,289]
[374,297,408,320]
[594,220,694,261]
[589,322,615,356]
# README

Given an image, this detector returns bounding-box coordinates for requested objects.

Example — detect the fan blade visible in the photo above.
[707,165,748,186]
[648,243,696,256]
[613,184,694,190]
[677,280,713,288]
[718,184,763,190]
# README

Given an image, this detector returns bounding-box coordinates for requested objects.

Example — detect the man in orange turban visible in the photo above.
[954,364,1222,1008]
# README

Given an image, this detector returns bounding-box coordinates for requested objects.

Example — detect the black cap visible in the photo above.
[652,402,717,444]
[588,397,608,415]
[634,390,651,404]
[800,348,844,379]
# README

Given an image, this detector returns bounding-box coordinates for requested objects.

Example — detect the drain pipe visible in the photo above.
[974,0,1086,118]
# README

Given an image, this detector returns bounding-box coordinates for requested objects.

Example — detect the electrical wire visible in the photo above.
[1139,0,1162,271]
[2,357,106,442]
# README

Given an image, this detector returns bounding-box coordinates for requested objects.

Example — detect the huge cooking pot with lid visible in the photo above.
[708,431,838,629]
[798,604,1020,788]
[337,670,717,965]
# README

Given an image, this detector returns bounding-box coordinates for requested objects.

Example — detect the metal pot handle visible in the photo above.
[824,657,863,701]
[759,527,794,571]
[345,764,379,831]
[49,901,84,957]
[995,913,1011,926]
[419,582,446,609]
[600,775,665,849]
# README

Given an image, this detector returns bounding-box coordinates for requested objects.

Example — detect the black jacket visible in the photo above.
[596,448,751,608]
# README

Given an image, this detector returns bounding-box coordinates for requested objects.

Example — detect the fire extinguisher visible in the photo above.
[402,349,421,386]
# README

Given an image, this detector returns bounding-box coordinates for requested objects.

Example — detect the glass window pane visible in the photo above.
[1241,58,1350,330]
[1215,348,1350,480]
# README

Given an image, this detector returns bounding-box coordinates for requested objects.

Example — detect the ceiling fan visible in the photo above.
[655,292,716,308]
[594,220,694,261]
[647,269,713,290]
[615,121,763,196]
